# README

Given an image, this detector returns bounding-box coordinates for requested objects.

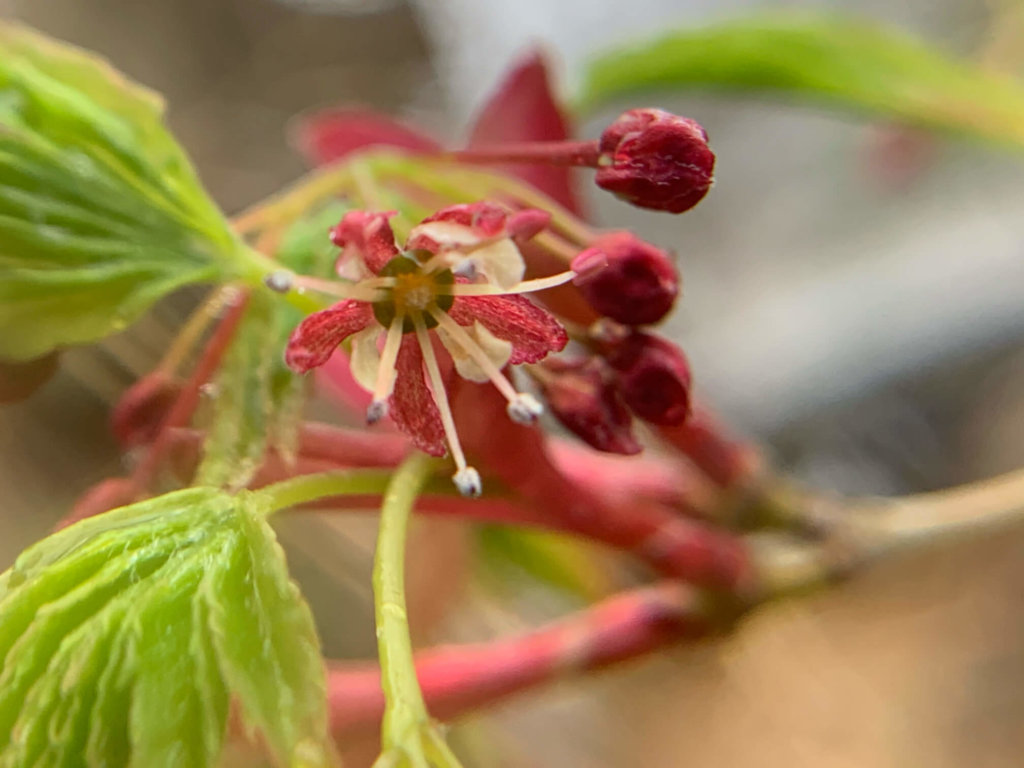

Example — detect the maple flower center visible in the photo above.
[373,251,454,332]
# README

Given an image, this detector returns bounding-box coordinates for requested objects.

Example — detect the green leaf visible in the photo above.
[579,12,1024,148]
[0,23,244,361]
[0,488,335,768]
[196,202,347,489]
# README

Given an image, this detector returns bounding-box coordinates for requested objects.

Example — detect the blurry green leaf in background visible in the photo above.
[580,12,1024,149]
[477,525,613,604]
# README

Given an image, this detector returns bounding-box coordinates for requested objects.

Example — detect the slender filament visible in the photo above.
[373,312,406,403]
[412,314,469,474]
[430,309,518,403]
[443,271,575,297]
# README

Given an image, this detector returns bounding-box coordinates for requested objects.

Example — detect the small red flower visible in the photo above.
[595,109,715,214]
[285,202,571,495]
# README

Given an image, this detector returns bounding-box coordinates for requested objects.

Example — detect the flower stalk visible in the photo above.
[372,453,463,768]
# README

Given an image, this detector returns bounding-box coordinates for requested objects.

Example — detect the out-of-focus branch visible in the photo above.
[328,581,713,739]
[320,464,1024,740]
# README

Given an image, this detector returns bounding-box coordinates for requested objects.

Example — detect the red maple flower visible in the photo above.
[290,51,694,458]
[284,202,570,495]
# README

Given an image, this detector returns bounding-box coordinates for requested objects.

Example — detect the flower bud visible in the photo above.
[596,109,715,214]
[571,232,678,325]
[605,332,691,426]
[536,359,641,455]
[111,371,180,447]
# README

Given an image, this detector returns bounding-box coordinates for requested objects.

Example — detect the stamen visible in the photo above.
[412,314,480,497]
[292,275,396,303]
[366,400,388,425]
[506,393,544,425]
[367,312,406,423]
[443,271,576,297]
[453,467,482,497]
[263,269,294,293]
[417,247,480,277]
[430,310,516,399]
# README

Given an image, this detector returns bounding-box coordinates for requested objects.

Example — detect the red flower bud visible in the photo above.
[571,232,678,325]
[605,332,691,426]
[595,109,715,214]
[111,371,180,447]
[537,359,640,455]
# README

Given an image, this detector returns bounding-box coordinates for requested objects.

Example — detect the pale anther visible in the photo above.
[366,399,388,425]
[507,393,544,424]
[453,466,482,498]
[264,270,294,293]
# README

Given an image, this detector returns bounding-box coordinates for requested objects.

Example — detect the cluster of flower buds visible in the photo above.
[287,67,710,481]
[535,320,692,455]
[520,227,693,455]
[279,192,697,488]
[447,105,706,454]
[455,107,715,214]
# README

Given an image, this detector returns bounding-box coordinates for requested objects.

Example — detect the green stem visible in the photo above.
[849,467,1024,560]
[258,469,395,514]
[374,453,436,757]
[233,163,356,234]
[230,149,594,253]
[369,153,595,245]
[748,467,1024,603]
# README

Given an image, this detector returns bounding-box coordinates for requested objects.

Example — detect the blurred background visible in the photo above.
[2,0,1024,765]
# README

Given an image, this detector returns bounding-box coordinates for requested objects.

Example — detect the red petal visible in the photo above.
[293,108,440,166]
[389,336,446,456]
[469,50,584,215]
[330,210,401,274]
[450,294,568,364]
[414,202,508,238]
[285,301,375,373]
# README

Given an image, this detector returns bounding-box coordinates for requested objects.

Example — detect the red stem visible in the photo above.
[297,421,409,467]
[547,439,718,517]
[327,581,709,737]
[659,408,763,489]
[450,140,602,168]
[62,295,251,529]
[453,384,752,591]
[288,485,745,590]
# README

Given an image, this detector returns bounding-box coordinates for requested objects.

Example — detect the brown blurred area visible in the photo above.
[2,1,1024,766]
